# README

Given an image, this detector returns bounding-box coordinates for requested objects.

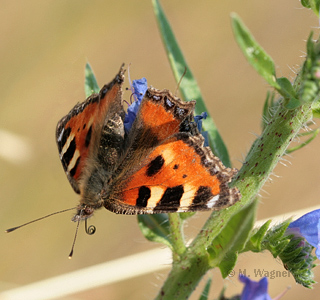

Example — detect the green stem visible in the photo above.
[154,248,210,300]
[155,99,313,299]
[193,100,313,250]
[168,213,186,261]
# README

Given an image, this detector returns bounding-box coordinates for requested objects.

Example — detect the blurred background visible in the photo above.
[1,0,320,299]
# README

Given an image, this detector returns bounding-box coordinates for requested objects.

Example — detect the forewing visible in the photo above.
[56,66,125,194]
[104,88,240,214]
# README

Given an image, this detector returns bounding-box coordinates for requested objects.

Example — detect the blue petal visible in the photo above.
[316,220,320,258]
[287,209,320,257]
[132,77,148,102]
[124,78,148,133]
[194,112,209,146]
[239,275,271,300]
[194,111,207,132]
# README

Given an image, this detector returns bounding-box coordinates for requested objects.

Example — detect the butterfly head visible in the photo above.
[72,205,96,222]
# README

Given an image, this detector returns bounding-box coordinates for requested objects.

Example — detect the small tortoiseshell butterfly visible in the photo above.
[6,65,241,257]
[56,65,241,222]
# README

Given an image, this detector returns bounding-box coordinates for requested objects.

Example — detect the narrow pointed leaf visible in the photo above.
[231,14,279,89]
[198,278,212,300]
[152,0,231,167]
[207,200,257,277]
[85,62,100,97]
[285,128,320,154]
[261,91,276,130]
[242,220,272,253]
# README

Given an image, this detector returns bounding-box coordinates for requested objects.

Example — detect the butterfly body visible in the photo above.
[56,65,240,221]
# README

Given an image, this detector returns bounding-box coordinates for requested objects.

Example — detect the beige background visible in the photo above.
[1,1,320,299]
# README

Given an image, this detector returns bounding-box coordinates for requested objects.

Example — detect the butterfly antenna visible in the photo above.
[5,207,78,233]
[175,66,187,96]
[127,63,133,90]
[85,218,96,235]
[126,63,139,103]
[68,209,84,259]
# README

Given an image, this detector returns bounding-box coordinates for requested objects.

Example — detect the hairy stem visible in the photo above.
[168,213,186,261]
[155,99,313,299]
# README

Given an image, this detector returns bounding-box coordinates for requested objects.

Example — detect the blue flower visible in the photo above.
[239,275,271,300]
[194,111,209,146]
[287,208,320,259]
[124,77,148,133]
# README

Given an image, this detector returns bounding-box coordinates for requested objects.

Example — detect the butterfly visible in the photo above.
[56,64,241,222]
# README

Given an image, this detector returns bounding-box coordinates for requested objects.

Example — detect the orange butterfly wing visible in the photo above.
[56,66,124,194]
[104,87,240,214]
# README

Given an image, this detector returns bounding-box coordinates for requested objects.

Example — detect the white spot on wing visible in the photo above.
[61,133,75,156]
[57,127,64,143]
[179,183,196,208]
[147,186,165,207]
[206,195,220,209]
[161,148,175,165]
[67,149,80,172]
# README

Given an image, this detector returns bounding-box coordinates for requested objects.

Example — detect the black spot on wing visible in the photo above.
[192,186,213,205]
[154,185,184,212]
[62,138,76,169]
[136,186,151,207]
[85,126,92,147]
[146,155,164,177]
[69,156,80,177]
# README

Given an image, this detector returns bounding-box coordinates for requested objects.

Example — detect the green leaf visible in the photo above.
[312,107,320,118]
[245,220,272,252]
[84,62,100,97]
[207,200,257,278]
[300,0,320,16]
[152,0,231,167]
[299,80,319,104]
[285,128,320,154]
[232,14,313,109]
[261,91,276,130]
[306,31,316,59]
[285,97,303,109]
[231,14,279,89]
[276,77,301,109]
[301,0,312,8]
[179,211,196,221]
[276,77,297,99]
[279,236,317,288]
[198,278,212,300]
[295,33,320,105]
[137,214,173,250]
[216,286,227,300]
[261,219,292,257]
